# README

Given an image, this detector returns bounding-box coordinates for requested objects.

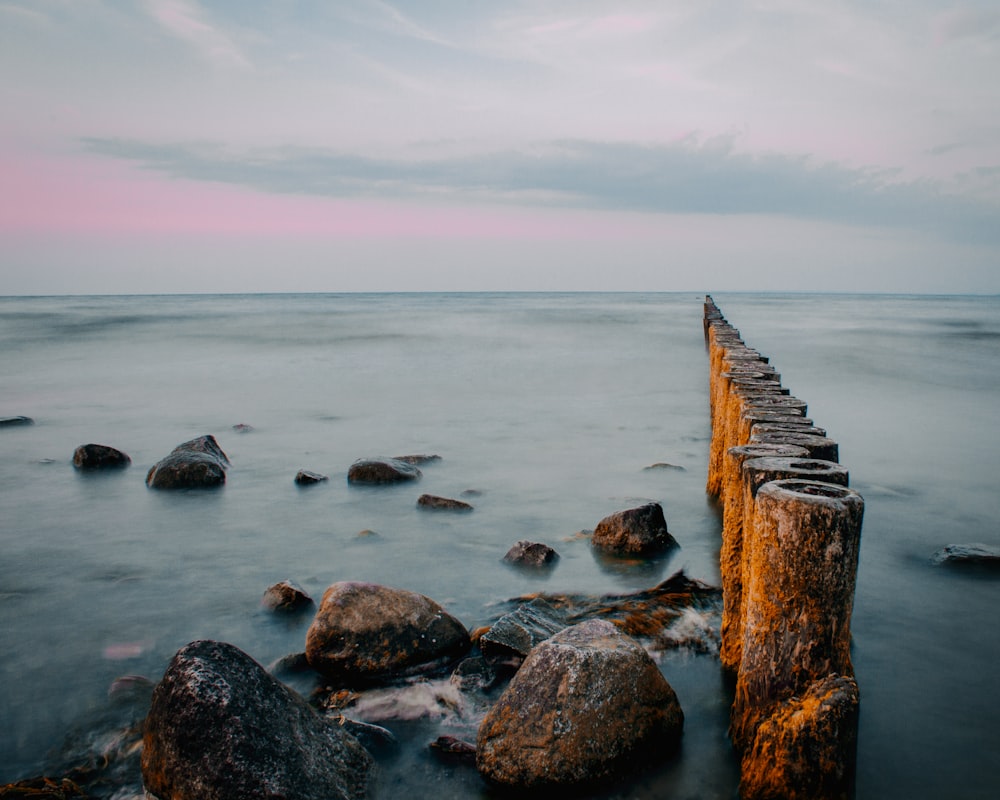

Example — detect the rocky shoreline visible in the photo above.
[1,428,721,798]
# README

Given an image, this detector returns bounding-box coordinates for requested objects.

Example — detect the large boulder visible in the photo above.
[72,443,131,470]
[146,435,229,489]
[476,619,683,790]
[305,582,470,684]
[141,640,373,800]
[591,502,678,556]
[347,458,421,485]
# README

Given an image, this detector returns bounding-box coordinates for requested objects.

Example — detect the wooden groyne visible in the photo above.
[704,296,864,800]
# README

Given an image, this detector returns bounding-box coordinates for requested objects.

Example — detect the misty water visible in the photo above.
[1,292,997,799]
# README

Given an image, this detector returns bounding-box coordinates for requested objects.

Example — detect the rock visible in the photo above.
[232,423,254,433]
[72,443,131,470]
[479,598,569,661]
[504,571,722,651]
[503,540,559,567]
[262,580,314,613]
[294,469,329,485]
[305,582,470,684]
[393,454,441,465]
[739,674,859,800]
[591,502,678,556]
[430,735,477,762]
[0,777,86,797]
[141,640,373,800]
[145,435,229,490]
[476,619,683,790]
[347,457,421,485]
[0,415,34,427]
[643,462,686,471]
[108,674,155,706]
[417,494,473,511]
[932,543,1000,568]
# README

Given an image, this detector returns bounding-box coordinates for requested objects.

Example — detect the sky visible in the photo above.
[1,0,999,294]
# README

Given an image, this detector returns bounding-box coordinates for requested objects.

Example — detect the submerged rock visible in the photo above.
[0,415,34,427]
[305,582,471,684]
[502,540,559,567]
[0,776,87,798]
[145,435,229,490]
[932,543,1000,568]
[294,469,329,485]
[476,619,683,790]
[507,570,722,652]
[347,457,421,485]
[262,580,314,613]
[417,494,473,511]
[393,454,442,465]
[142,640,373,800]
[591,502,678,556]
[72,443,131,470]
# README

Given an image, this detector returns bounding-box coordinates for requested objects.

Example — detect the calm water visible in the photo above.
[1,292,998,798]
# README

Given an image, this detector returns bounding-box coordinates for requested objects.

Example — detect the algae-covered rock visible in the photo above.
[305,582,470,684]
[476,619,683,790]
[142,640,373,800]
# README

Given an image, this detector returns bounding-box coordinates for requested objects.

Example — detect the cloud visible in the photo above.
[80,135,1000,246]
[144,0,251,70]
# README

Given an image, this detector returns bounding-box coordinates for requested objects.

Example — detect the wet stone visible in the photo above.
[417,494,474,511]
[262,580,314,613]
[591,502,678,556]
[347,457,422,485]
[72,443,131,470]
[479,598,570,660]
[502,540,559,567]
[294,469,329,485]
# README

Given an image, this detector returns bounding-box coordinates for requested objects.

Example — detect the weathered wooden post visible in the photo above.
[718,444,811,673]
[703,299,863,800]
[727,458,849,674]
[732,479,864,799]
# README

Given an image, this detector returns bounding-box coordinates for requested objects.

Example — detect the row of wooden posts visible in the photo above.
[704,296,865,800]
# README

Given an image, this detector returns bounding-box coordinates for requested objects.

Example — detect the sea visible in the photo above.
[1,292,998,799]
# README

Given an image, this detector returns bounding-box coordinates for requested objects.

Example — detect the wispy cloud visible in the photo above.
[81,135,1000,245]
[144,0,251,70]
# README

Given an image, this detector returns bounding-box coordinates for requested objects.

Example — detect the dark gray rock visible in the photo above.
[347,457,421,485]
[294,469,329,485]
[305,582,470,684]
[479,598,569,660]
[146,435,229,490]
[417,494,473,511]
[932,543,1000,568]
[476,619,683,790]
[0,415,34,427]
[72,443,131,470]
[591,502,678,556]
[142,640,373,800]
[643,462,686,472]
[503,540,560,567]
[262,580,314,613]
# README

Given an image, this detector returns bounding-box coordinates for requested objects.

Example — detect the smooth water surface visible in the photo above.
[1,292,998,798]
